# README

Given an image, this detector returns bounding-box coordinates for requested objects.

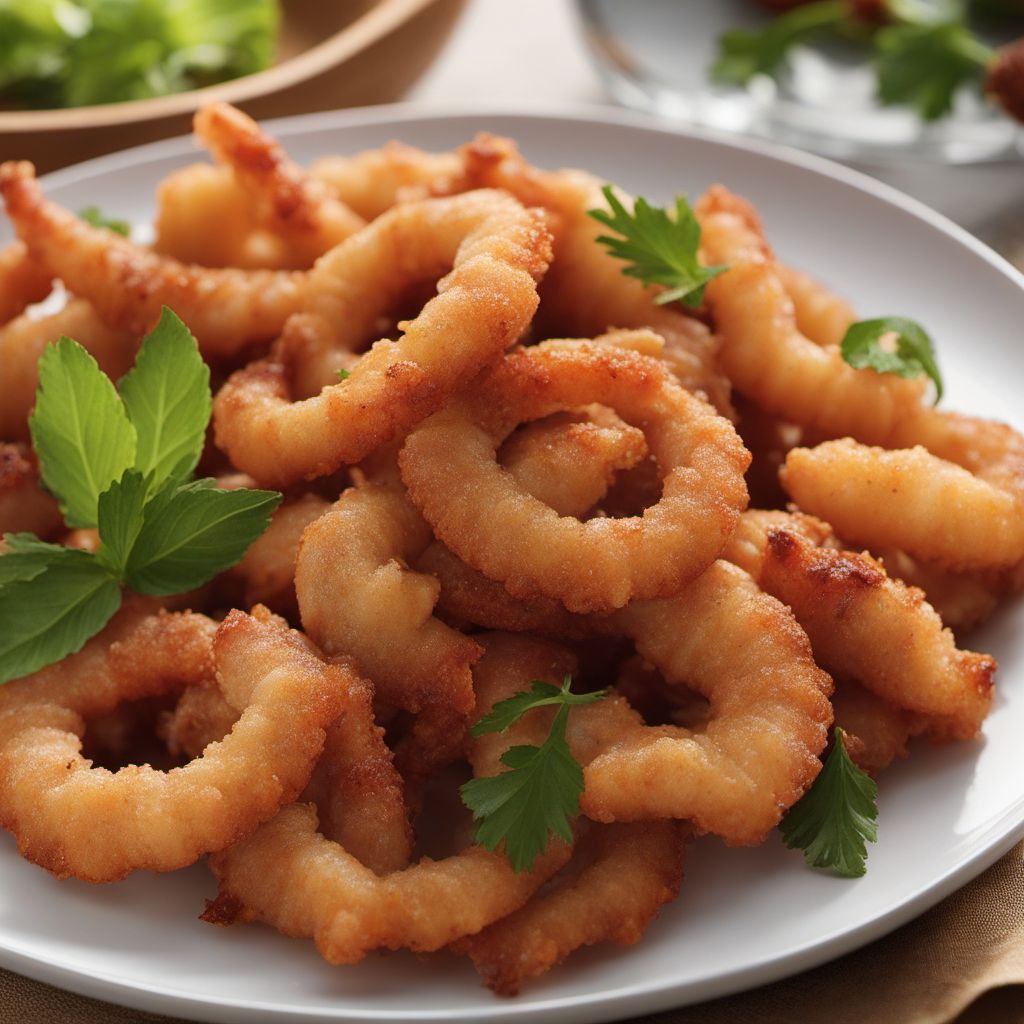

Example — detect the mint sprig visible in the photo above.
[780,727,879,877]
[460,675,607,872]
[589,185,727,308]
[0,308,281,685]
[840,316,943,402]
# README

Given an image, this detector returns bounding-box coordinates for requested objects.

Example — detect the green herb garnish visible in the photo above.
[0,308,281,685]
[841,316,943,402]
[460,676,607,872]
[335,368,350,382]
[711,0,850,86]
[875,19,993,119]
[78,206,131,236]
[589,185,728,308]
[780,727,879,877]
[0,0,279,110]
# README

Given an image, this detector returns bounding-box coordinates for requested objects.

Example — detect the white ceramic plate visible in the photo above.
[1,107,1023,1024]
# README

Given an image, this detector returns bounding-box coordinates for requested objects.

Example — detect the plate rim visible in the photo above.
[3,102,1024,1024]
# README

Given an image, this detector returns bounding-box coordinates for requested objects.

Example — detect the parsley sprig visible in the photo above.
[780,727,879,877]
[589,185,727,308]
[841,316,943,401]
[0,308,281,685]
[78,206,131,237]
[711,0,1010,122]
[460,676,607,872]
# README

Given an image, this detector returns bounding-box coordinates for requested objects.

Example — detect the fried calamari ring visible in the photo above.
[161,664,413,876]
[0,161,308,360]
[777,264,857,349]
[457,821,686,995]
[697,186,930,440]
[191,103,366,268]
[0,297,137,440]
[0,606,353,881]
[311,141,464,221]
[830,679,922,776]
[213,189,552,486]
[0,443,63,538]
[721,511,995,738]
[783,440,1024,572]
[575,560,833,842]
[153,163,257,267]
[203,638,571,963]
[295,482,481,775]
[0,240,52,323]
[226,493,331,616]
[451,134,732,414]
[400,339,749,613]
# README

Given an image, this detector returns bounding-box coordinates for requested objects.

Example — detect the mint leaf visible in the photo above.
[0,533,86,584]
[711,1,849,86]
[123,479,281,595]
[841,316,943,402]
[780,727,879,877]
[589,186,727,308]
[29,337,137,528]
[78,205,131,237]
[471,676,608,737]
[96,470,150,576]
[118,308,211,494]
[0,555,121,685]
[460,675,606,872]
[874,20,992,120]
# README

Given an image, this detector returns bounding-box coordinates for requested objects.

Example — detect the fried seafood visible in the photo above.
[0,607,353,881]
[783,439,1024,572]
[0,297,137,440]
[213,190,552,486]
[697,185,931,441]
[294,482,480,775]
[722,512,995,739]
[451,134,732,413]
[203,638,572,962]
[192,103,366,269]
[0,443,63,538]
[0,240,52,323]
[400,339,749,613]
[0,161,308,360]
[458,820,686,995]
[0,108,1017,996]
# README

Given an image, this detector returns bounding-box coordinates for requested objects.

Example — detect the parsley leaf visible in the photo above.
[78,206,131,237]
[840,316,943,402]
[780,727,878,877]
[711,0,850,86]
[589,185,728,308]
[0,554,121,685]
[123,478,281,595]
[460,676,606,872]
[118,308,211,496]
[29,337,137,529]
[874,20,993,120]
[336,368,350,382]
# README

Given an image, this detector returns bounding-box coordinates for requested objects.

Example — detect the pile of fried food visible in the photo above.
[0,103,1018,997]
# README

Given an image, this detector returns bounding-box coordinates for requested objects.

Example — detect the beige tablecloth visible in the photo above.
[5,840,1024,1024]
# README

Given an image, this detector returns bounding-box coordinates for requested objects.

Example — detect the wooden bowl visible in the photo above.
[0,0,466,173]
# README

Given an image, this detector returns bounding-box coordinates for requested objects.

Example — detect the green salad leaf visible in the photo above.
[0,0,279,109]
